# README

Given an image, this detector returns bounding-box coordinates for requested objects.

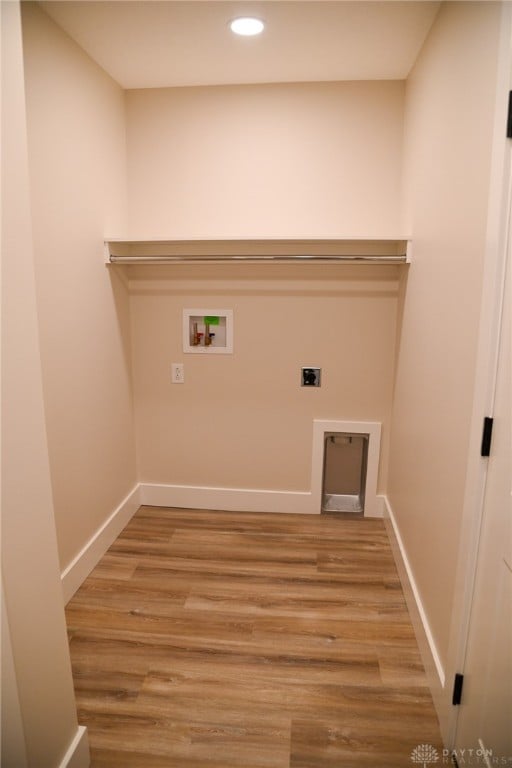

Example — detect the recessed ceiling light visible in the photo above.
[230,17,265,36]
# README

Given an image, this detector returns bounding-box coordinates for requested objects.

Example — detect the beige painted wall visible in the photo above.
[7,2,506,757]
[130,265,400,494]
[388,2,501,673]
[126,81,406,496]
[1,2,84,764]
[126,81,404,239]
[22,3,137,572]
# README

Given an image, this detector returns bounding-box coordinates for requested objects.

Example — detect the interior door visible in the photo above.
[453,194,512,763]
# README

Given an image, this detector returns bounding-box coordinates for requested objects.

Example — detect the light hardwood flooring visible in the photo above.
[65,507,443,767]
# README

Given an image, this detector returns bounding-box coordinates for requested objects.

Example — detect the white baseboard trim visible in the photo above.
[139,482,314,515]
[382,495,446,702]
[140,483,386,517]
[140,420,384,519]
[58,726,89,768]
[61,484,141,603]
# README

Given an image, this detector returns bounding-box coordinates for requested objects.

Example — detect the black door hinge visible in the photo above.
[481,416,494,457]
[507,91,512,138]
[452,672,464,705]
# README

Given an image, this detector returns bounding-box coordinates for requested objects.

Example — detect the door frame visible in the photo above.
[444,0,512,747]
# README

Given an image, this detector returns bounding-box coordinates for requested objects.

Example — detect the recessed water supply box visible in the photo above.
[322,432,369,513]
[183,309,233,353]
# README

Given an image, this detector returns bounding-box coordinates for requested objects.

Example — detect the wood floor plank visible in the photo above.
[69,577,190,613]
[290,716,441,768]
[65,506,443,766]
[377,646,433,687]
[87,554,140,582]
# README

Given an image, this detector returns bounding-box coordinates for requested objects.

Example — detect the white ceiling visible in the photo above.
[40,1,441,90]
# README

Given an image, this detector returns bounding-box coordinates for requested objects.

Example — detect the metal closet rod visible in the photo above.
[109,254,408,264]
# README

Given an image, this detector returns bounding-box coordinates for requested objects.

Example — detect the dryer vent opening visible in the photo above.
[322,432,369,514]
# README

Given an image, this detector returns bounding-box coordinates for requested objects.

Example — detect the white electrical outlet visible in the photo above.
[171,363,184,383]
